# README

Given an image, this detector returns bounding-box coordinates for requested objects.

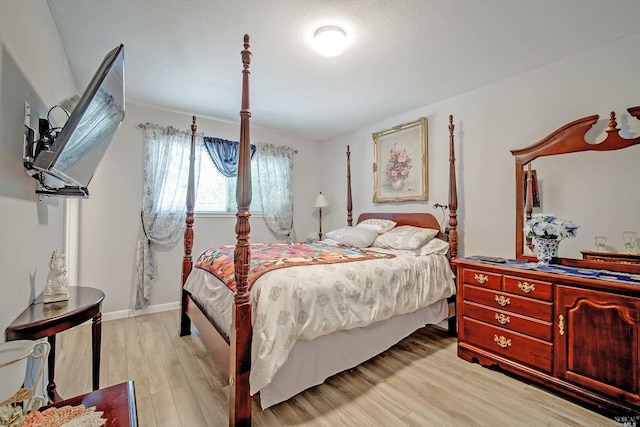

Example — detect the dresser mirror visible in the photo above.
[511,106,640,273]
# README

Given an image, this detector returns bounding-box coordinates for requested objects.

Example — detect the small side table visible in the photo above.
[42,381,138,427]
[5,286,105,402]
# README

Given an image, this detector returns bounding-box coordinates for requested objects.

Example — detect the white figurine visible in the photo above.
[43,251,69,303]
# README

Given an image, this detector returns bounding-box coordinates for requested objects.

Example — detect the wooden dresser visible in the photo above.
[454,258,640,416]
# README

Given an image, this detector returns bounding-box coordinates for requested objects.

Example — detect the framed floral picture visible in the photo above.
[373,117,427,203]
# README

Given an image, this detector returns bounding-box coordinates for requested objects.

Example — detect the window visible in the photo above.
[145,125,295,240]
[195,145,262,214]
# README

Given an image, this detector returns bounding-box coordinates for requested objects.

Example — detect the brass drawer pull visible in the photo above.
[558,315,565,336]
[474,274,488,284]
[495,313,510,325]
[495,295,510,307]
[517,281,535,293]
[494,335,512,349]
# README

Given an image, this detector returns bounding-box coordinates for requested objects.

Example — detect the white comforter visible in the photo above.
[184,244,455,395]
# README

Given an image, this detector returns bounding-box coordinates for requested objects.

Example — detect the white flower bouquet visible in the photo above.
[525,214,578,240]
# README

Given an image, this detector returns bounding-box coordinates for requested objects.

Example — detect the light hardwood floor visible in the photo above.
[54,310,616,426]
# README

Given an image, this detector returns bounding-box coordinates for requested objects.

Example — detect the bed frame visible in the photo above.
[179,35,460,426]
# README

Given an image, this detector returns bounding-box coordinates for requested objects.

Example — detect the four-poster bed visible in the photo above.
[179,35,460,426]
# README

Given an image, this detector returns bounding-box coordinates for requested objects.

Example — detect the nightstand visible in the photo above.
[5,286,105,402]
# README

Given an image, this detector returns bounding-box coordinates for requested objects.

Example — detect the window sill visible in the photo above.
[194,212,263,218]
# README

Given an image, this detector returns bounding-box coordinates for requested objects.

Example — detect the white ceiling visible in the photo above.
[48,0,640,141]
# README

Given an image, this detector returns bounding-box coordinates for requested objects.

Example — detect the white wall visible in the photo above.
[0,3,78,337]
[5,6,638,323]
[321,32,640,260]
[78,103,323,314]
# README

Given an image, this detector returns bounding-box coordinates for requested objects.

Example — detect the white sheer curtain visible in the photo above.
[255,143,296,242]
[135,123,202,309]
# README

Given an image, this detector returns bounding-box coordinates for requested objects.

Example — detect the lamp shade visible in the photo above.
[314,193,330,208]
[313,25,347,57]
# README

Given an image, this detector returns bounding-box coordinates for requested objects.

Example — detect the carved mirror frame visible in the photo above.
[511,105,640,273]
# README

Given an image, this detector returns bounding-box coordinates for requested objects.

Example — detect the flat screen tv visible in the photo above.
[27,44,125,197]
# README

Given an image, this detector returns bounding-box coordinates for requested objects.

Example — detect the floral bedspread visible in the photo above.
[194,242,394,292]
[185,244,455,395]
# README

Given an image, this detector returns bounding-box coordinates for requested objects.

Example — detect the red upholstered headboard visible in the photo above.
[356,212,442,238]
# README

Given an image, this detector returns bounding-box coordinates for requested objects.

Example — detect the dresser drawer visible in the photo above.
[462,300,553,341]
[462,268,501,290]
[462,317,553,373]
[504,275,552,301]
[462,284,553,321]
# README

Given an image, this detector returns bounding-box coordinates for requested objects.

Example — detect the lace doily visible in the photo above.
[0,404,106,427]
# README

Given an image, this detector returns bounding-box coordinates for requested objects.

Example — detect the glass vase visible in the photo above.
[534,237,560,266]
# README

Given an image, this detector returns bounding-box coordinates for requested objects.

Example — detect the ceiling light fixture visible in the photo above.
[313,25,347,57]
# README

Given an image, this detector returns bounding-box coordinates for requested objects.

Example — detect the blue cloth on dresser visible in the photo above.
[465,256,640,285]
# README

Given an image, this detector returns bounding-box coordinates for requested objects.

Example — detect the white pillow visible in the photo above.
[393,238,450,256]
[357,218,397,234]
[337,227,379,248]
[356,223,383,233]
[373,225,439,250]
[325,226,353,241]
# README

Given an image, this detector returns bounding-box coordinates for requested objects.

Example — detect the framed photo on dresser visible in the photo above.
[373,117,428,203]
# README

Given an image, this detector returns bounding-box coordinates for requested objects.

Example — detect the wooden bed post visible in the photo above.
[230,34,253,427]
[525,163,533,250]
[446,115,459,337]
[346,145,353,226]
[180,116,198,337]
[447,115,458,259]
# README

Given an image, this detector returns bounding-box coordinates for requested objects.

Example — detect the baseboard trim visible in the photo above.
[102,301,180,321]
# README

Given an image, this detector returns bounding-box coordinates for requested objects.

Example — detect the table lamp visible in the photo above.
[314,192,330,240]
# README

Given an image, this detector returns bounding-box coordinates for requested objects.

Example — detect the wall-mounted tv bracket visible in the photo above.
[22,105,86,197]
[23,122,57,172]
[23,101,38,171]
